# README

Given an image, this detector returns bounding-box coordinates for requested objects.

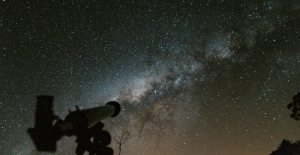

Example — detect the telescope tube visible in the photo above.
[60,101,121,133]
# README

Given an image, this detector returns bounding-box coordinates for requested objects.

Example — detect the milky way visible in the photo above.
[1,0,300,155]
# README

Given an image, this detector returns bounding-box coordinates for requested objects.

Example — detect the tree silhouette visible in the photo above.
[287,93,300,120]
[113,129,130,155]
[270,139,300,155]
[270,93,300,155]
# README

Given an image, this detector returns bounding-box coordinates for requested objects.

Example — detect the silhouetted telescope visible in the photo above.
[28,95,120,154]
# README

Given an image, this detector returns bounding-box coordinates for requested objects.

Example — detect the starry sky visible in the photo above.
[1,0,300,155]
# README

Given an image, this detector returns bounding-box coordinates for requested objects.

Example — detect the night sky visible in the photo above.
[1,0,300,155]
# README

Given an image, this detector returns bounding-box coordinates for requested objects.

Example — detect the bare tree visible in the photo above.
[114,129,130,155]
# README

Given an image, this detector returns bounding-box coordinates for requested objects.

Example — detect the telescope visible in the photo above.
[28,95,121,155]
